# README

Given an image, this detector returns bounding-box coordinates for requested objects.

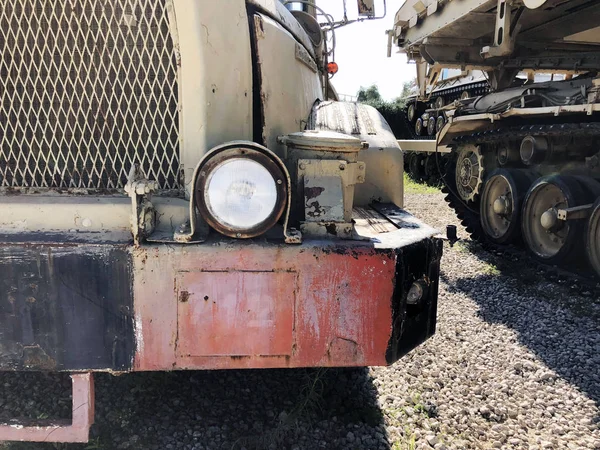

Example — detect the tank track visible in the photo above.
[429,81,489,107]
[442,121,600,287]
[454,122,600,145]
[386,81,490,141]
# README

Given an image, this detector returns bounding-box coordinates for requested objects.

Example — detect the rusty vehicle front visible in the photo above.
[0,0,442,443]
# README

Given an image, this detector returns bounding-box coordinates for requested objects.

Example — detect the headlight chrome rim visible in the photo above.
[194,147,288,238]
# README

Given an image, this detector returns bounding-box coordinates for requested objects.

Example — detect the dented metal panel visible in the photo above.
[133,242,397,370]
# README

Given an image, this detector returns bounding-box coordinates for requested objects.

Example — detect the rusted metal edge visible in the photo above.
[0,373,94,443]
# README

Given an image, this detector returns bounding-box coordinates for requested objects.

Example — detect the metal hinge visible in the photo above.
[124,165,158,245]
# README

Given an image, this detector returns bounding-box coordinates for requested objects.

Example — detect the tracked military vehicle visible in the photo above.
[392,0,600,278]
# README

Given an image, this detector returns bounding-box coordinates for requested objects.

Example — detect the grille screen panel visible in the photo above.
[0,0,180,190]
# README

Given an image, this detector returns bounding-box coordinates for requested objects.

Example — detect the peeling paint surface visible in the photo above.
[176,271,295,357]
[133,241,396,370]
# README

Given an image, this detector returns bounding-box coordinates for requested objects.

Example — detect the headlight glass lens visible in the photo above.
[205,158,278,230]
[195,146,288,239]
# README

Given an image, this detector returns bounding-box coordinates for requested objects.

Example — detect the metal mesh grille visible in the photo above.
[0,0,180,190]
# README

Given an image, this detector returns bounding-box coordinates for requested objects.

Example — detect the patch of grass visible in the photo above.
[84,438,105,450]
[482,262,501,276]
[391,430,417,450]
[403,173,441,195]
[453,241,469,253]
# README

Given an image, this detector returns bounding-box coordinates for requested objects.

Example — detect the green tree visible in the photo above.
[356,82,418,137]
[357,85,384,105]
[356,80,417,113]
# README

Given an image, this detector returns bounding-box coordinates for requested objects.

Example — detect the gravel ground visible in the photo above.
[1,189,599,450]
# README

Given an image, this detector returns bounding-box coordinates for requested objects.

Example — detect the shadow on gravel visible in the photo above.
[442,242,600,412]
[0,368,391,450]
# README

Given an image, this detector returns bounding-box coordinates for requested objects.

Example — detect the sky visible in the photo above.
[317,0,415,100]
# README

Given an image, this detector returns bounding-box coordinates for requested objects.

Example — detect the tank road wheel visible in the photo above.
[455,144,485,203]
[522,176,590,264]
[407,103,417,123]
[426,116,436,136]
[424,155,439,183]
[480,169,536,244]
[408,153,426,181]
[586,198,600,278]
[415,117,424,136]
[434,96,445,109]
[460,91,471,100]
[436,115,446,133]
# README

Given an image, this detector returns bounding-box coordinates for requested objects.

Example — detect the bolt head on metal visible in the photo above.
[299,163,306,170]
[277,179,282,185]
[339,163,345,170]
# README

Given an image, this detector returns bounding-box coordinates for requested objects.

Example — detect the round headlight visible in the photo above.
[407,279,428,305]
[194,147,287,238]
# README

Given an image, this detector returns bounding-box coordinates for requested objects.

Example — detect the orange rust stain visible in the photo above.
[133,245,394,370]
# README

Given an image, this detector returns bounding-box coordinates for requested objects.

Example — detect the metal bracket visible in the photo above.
[557,204,594,221]
[0,373,94,443]
[481,0,520,59]
[298,159,365,239]
[416,58,429,99]
[124,164,158,246]
[175,141,301,245]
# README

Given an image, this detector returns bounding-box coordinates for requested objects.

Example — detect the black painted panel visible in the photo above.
[386,238,443,364]
[0,245,133,371]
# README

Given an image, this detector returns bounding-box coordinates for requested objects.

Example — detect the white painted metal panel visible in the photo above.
[172,0,253,197]
[398,140,451,154]
[253,13,323,156]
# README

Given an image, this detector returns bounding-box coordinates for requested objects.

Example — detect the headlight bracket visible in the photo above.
[175,141,301,243]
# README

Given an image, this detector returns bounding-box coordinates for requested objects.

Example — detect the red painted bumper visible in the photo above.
[133,236,441,370]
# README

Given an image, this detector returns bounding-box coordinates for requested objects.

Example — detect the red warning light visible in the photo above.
[327,62,339,75]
